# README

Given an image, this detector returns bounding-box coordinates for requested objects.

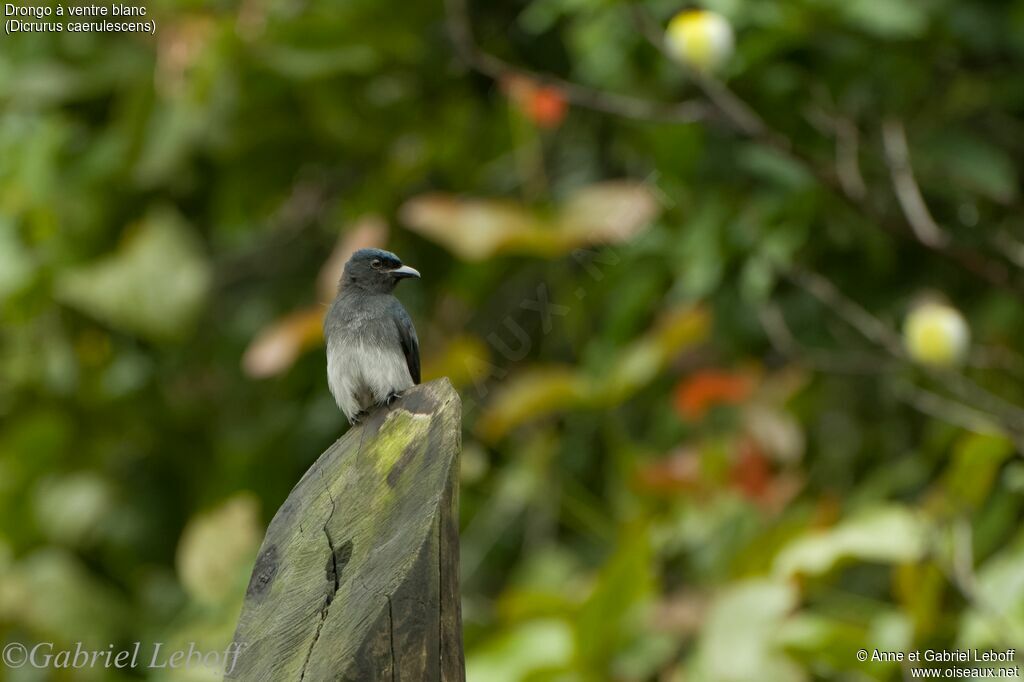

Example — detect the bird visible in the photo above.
[323,248,421,425]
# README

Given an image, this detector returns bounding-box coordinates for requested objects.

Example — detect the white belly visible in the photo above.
[326,339,413,421]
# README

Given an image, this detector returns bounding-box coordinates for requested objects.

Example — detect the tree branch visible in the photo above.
[782,267,1024,442]
[625,3,1023,295]
[444,0,710,124]
[625,4,783,147]
[785,267,905,355]
[834,118,868,201]
[882,119,949,248]
[757,303,893,374]
[892,381,1004,436]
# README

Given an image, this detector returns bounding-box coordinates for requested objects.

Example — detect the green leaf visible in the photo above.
[927,133,1019,204]
[134,101,207,186]
[577,524,655,668]
[33,472,114,547]
[256,44,381,79]
[958,530,1024,646]
[773,506,928,578]
[942,433,1015,510]
[466,619,574,682]
[55,207,211,342]
[476,306,709,441]
[0,219,34,300]
[691,579,804,682]
[0,548,129,645]
[737,145,813,190]
[176,493,262,604]
[672,200,727,299]
[400,181,660,261]
[840,0,930,39]
[519,0,594,34]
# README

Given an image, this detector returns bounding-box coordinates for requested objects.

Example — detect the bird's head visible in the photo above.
[342,248,421,294]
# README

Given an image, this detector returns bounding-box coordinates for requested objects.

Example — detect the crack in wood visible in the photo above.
[298,468,344,681]
[388,595,397,682]
[437,515,442,678]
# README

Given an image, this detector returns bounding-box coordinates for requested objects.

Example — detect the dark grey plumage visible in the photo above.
[324,248,421,425]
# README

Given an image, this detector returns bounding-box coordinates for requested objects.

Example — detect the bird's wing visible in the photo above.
[392,301,421,385]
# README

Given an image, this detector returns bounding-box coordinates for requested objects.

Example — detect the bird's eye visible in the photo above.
[371,259,382,269]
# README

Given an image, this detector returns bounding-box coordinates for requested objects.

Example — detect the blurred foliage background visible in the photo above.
[2,0,1024,679]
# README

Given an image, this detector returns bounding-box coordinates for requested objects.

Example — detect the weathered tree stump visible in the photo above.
[229,379,465,681]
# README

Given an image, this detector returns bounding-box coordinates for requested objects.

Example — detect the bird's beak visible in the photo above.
[391,265,421,280]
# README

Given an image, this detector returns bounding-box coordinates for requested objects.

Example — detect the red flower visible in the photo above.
[502,76,568,129]
[729,439,803,514]
[525,87,568,128]
[730,439,771,499]
[673,370,753,421]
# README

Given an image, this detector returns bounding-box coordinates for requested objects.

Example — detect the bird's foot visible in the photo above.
[384,390,403,406]
[348,410,369,427]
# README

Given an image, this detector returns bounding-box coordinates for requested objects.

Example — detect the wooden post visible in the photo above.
[229,379,465,681]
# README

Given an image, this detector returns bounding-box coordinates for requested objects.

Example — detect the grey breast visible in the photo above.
[325,294,413,419]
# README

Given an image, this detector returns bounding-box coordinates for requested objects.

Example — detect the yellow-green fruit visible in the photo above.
[903,302,970,366]
[665,9,735,71]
